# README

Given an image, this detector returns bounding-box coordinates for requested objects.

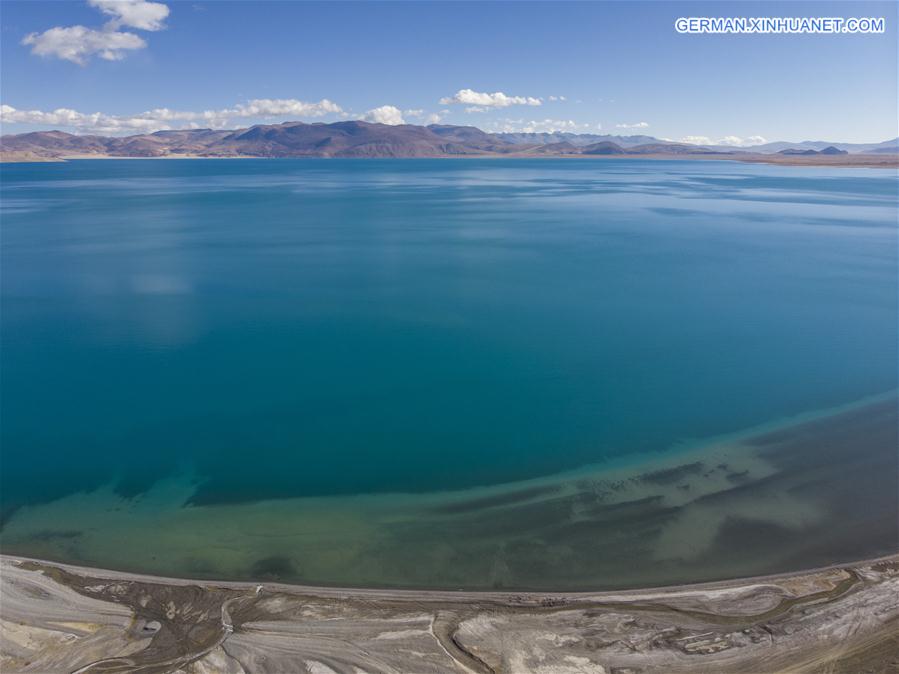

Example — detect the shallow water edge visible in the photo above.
[2,392,896,591]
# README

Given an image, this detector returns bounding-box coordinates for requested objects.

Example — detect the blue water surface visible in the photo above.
[1,158,896,511]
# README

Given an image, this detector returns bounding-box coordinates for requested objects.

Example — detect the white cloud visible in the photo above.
[89,0,169,31]
[22,0,169,64]
[547,95,567,102]
[717,135,768,147]
[363,105,405,125]
[440,89,542,108]
[229,98,342,118]
[401,109,443,125]
[681,134,768,147]
[490,118,595,134]
[1,98,344,135]
[22,26,146,65]
[0,104,209,134]
[616,121,649,129]
[718,136,744,146]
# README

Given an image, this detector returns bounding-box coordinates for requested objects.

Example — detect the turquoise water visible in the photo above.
[2,158,897,509]
[0,159,897,587]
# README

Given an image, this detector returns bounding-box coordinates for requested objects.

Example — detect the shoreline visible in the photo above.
[2,391,896,592]
[3,550,898,600]
[2,152,897,168]
[3,552,897,673]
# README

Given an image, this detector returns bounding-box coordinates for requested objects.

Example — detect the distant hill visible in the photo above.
[495,132,659,148]
[427,124,511,152]
[581,141,627,155]
[747,138,897,154]
[778,146,849,156]
[866,144,899,154]
[1,122,896,161]
[0,122,520,160]
[624,143,732,155]
[0,123,687,159]
[223,121,501,157]
[527,141,580,154]
[862,138,899,154]
[778,148,820,156]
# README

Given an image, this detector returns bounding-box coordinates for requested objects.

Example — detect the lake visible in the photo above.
[1,158,896,589]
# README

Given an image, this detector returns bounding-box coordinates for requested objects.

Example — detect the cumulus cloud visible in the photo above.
[680,134,768,147]
[440,89,542,108]
[22,26,146,65]
[89,0,169,31]
[491,118,595,134]
[404,109,443,125]
[22,0,169,64]
[680,135,713,146]
[616,121,649,129]
[547,95,567,102]
[230,98,342,118]
[717,135,768,147]
[1,98,344,135]
[364,105,405,125]
[1,104,150,133]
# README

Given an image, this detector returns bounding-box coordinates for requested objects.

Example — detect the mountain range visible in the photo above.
[2,121,897,161]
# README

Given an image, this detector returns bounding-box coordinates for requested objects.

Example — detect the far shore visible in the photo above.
[2,151,897,168]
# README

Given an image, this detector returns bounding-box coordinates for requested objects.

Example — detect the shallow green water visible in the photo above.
[1,159,896,587]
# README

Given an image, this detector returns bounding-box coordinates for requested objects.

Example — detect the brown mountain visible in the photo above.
[1,121,521,160]
[2,130,112,157]
[426,124,513,152]
[581,141,627,155]
[624,143,730,155]
[0,122,657,160]
[2,122,888,162]
[520,141,578,155]
[217,121,503,157]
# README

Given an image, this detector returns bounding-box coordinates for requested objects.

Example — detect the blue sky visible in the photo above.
[1,0,896,144]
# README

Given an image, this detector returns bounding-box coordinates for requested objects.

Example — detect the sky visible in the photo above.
[1,0,896,144]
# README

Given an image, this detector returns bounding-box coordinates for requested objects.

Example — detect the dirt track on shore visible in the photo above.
[2,554,898,673]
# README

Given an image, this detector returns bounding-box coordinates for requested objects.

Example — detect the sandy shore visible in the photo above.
[527,152,899,168]
[2,553,898,673]
[730,152,899,168]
